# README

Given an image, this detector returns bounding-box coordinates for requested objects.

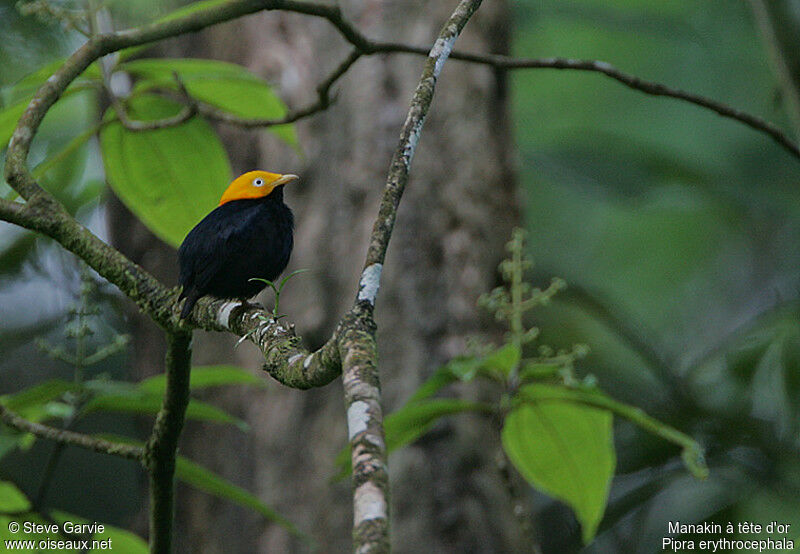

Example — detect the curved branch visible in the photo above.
[199,298,341,388]
[0,404,143,461]
[109,72,198,131]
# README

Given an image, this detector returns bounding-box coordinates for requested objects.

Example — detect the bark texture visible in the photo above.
[110,1,520,551]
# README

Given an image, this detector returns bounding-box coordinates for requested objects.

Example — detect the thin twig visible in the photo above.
[0,404,143,461]
[109,71,198,131]
[182,49,362,128]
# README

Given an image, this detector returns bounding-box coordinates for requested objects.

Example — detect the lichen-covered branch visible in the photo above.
[338,311,388,554]
[201,298,341,388]
[0,404,143,461]
[142,331,192,554]
[338,2,483,552]
[362,0,482,273]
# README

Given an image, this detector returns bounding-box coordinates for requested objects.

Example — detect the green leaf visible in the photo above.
[138,365,264,394]
[407,366,459,403]
[0,98,28,149]
[502,391,615,544]
[1,59,101,105]
[116,1,235,61]
[151,0,233,25]
[481,343,521,378]
[99,94,232,246]
[0,480,31,512]
[2,61,100,149]
[515,384,708,480]
[1,379,78,420]
[334,398,490,479]
[519,362,562,381]
[50,511,148,554]
[175,455,309,541]
[121,58,297,147]
[385,399,489,452]
[82,394,248,430]
[444,357,483,382]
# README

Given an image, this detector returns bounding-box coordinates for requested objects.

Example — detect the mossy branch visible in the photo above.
[0,403,143,461]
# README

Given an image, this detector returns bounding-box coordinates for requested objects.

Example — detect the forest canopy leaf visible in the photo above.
[502,390,615,543]
[99,94,232,246]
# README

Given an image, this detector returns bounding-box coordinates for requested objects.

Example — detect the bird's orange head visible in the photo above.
[218,170,299,206]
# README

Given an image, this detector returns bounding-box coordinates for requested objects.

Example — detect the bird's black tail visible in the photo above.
[179,289,201,319]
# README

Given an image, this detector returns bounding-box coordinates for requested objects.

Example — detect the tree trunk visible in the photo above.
[110,2,521,552]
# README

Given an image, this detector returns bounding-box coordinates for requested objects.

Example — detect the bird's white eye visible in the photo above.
[253,178,265,187]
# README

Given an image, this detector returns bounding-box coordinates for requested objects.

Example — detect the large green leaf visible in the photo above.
[121,58,297,147]
[99,94,232,246]
[502,387,615,544]
[139,365,264,393]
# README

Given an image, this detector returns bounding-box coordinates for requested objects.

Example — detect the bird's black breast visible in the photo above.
[178,195,294,301]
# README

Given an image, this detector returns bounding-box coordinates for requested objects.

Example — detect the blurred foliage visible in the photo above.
[339,229,706,544]
[512,0,800,552]
[0,267,302,541]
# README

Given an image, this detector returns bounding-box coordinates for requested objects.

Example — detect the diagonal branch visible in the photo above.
[0,404,143,461]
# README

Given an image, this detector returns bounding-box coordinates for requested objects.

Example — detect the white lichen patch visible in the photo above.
[430,34,457,78]
[402,119,424,168]
[347,400,371,440]
[354,482,387,524]
[357,263,382,305]
[216,301,242,329]
[10,126,32,148]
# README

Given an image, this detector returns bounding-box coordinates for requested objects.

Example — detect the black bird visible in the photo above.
[178,170,297,319]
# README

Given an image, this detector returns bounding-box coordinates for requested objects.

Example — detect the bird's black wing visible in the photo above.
[178,206,251,297]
